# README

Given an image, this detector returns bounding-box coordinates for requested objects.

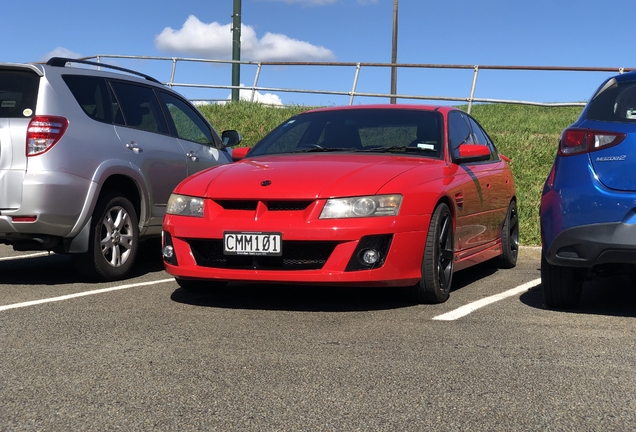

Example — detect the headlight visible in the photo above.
[319,194,402,219]
[166,194,205,217]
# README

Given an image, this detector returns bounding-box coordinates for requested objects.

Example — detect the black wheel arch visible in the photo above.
[100,175,142,222]
[67,174,143,254]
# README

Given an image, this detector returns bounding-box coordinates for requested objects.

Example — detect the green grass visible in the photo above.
[197,103,313,147]
[199,101,584,246]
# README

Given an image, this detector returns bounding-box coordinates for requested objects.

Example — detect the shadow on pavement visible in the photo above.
[170,260,501,312]
[0,239,166,286]
[519,275,636,318]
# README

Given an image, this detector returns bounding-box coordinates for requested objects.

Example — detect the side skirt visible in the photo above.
[453,240,502,272]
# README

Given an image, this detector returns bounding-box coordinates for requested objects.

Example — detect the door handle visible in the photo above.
[186,151,199,162]
[125,141,142,154]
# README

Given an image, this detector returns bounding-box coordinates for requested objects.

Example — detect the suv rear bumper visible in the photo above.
[0,171,92,239]
[544,221,636,268]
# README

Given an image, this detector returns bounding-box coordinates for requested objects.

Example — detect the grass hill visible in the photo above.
[198,102,584,246]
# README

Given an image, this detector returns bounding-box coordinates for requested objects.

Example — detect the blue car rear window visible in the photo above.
[587,80,636,122]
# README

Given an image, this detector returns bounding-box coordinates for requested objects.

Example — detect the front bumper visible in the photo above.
[163,213,430,287]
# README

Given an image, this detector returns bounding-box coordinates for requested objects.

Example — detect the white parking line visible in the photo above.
[0,252,51,261]
[432,278,541,321]
[0,278,175,312]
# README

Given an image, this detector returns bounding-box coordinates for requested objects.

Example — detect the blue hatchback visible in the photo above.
[540,71,636,309]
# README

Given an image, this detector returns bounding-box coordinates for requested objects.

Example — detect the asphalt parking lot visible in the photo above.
[1,244,636,431]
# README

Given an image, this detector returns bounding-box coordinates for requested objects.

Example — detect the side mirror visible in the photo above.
[231,147,250,161]
[222,130,242,147]
[456,144,491,163]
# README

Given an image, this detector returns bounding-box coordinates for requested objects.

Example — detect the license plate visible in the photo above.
[223,232,282,256]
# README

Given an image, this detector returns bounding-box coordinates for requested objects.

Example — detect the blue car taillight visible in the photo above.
[559,127,626,156]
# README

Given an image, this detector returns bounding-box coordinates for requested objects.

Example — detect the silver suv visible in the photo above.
[0,57,241,281]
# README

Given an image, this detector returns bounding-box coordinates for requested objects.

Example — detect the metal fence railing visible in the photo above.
[84,54,635,114]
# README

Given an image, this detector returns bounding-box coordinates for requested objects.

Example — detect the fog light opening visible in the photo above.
[360,249,380,266]
[162,245,174,259]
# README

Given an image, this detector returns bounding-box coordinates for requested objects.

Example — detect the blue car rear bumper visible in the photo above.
[544,221,636,267]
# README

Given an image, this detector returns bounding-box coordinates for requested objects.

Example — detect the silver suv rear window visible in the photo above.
[0,69,39,118]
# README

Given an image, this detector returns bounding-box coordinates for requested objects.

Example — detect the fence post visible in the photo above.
[467,65,479,114]
[169,58,177,88]
[349,63,362,105]
[251,63,262,103]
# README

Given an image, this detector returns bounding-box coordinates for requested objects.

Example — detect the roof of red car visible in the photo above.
[304,104,459,114]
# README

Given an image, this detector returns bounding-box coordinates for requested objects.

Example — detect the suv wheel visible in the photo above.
[541,251,583,309]
[73,192,139,281]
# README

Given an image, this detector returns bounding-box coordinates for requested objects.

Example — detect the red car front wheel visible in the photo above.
[413,203,454,304]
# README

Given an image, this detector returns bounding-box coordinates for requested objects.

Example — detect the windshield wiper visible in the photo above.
[291,145,357,153]
[360,146,437,153]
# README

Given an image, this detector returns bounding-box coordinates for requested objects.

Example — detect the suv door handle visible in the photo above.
[186,151,199,162]
[126,141,142,154]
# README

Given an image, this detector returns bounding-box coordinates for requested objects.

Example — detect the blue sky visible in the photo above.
[3,0,635,106]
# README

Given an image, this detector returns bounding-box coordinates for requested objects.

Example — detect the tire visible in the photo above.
[541,251,583,309]
[72,192,139,281]
[176,278,227,293]
[413,203,454,304]
[496,200,519,269]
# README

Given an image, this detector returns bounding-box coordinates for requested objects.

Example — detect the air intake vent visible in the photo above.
[188,239,338,270]
[267,201,313,211]
[215,200,258,211]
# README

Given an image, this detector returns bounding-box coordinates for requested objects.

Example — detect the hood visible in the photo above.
[178,153,444,199]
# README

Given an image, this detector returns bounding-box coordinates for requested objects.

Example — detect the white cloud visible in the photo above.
[192,86,284,106]
[230,85,284,105]
[41,47,81,62]
[155,15,335,62]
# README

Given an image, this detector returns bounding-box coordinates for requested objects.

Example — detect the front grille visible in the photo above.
[188,239,339,270]
[215,200,258,211]
[214,200,313,211]
[267,201,313,211]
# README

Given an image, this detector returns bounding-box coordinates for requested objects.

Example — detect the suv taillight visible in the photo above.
[26,116,69,156]
[559,127,626,156]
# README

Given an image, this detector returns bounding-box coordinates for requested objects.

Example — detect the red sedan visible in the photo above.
[162,105,517,303]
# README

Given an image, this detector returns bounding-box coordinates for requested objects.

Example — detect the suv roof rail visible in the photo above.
[46,57,162,84]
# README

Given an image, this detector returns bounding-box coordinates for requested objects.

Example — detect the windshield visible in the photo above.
[248,108,444,159]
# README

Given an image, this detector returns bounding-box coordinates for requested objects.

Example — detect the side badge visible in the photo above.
[261,180,272,186]
[596,155,627,162]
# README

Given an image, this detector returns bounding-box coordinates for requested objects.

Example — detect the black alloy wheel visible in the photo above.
[497,200,519,269]
[414,203,454,304]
